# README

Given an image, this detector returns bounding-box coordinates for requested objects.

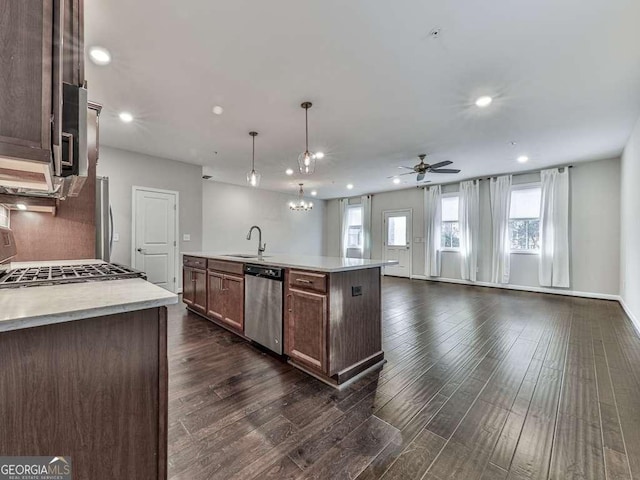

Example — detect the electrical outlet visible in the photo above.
[113,233,120,242]
[183,234,191,241]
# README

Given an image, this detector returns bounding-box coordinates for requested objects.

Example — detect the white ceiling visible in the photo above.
[85,0,640,200]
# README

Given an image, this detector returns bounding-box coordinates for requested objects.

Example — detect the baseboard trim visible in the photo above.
[409,275,620,301]
[619,297,640,337]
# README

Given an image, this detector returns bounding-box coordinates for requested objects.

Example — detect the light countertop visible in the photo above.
[0,260,178,333]
[181,252,398,273]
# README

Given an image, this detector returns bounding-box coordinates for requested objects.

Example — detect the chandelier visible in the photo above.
[246,131,261,187]
[298,102,316,174]
[289,184,313,211]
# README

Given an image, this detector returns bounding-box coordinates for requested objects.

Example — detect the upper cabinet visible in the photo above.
[0,0,85,193]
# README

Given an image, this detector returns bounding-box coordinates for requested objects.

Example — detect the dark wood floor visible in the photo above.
[167,277,640,480]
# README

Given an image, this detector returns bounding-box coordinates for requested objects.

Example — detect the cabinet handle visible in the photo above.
[287,294,292,312]
[296,279,313,284]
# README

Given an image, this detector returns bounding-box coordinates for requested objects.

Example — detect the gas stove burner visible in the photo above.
[0,263,146,289]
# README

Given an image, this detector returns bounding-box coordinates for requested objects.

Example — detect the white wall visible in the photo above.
[202,180,325,256]
[621,116,640,324]
[325,158,621,296]
[97,146,203,270]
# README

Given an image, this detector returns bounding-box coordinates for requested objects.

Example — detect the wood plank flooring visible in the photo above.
[167,277,640,480]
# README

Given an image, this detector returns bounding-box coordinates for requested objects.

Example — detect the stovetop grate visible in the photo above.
[0,263,145,288]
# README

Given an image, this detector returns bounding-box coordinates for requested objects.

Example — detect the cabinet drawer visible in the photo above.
[207,259,244,275]
[289,270,327,293]
[183,256,206,269]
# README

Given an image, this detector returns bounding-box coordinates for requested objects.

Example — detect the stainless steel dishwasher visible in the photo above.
[243,264,284,355]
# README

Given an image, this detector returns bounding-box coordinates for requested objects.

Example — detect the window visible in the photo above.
[386,215,407,246]
[509,186,541,252]
[346,205,363,249]
[441,195,460,249]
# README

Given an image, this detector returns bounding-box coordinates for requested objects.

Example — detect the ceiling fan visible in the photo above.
[390,154,461,182]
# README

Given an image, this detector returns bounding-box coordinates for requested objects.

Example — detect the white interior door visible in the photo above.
[133,187,177,292]
[383,209,412,278]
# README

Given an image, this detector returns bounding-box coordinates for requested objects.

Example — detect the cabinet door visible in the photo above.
[0,0,53,164]
[182,267,195,306]
[206,271,224,321]
[62,0,84,86]
[192,269,207,313]
[222,274,244,332]
[286,288,327,373]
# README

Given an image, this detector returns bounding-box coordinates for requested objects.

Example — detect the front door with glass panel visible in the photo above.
[383,209,412,277]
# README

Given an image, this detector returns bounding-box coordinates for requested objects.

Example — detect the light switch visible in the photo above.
[183,234,191,241]
[113,233,120,242]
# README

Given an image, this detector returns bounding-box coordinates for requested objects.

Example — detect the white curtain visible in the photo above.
[490,175,512,284]
[459,180,480,281]
[361,195,372,259]
[539,168,570,287]
[424,185,442,277]
[338,198,349,257]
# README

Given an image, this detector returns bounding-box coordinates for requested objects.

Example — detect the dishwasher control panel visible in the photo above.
[244,264,284,281]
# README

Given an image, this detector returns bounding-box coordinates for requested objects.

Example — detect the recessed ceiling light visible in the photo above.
[310,190,317,196]
[285,168,294,176]
[119,112,133,123]
[315,152,324,159]
[517,155,529,163]
[346,184,354,190]
[89,46,111,65]
[212,105,224,115]
[393,177,401,185]
[16,203,27,211]
[475,96,493,108]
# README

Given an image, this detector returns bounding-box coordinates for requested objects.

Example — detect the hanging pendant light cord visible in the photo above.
[252,134,255,171]
[305,106,309,153]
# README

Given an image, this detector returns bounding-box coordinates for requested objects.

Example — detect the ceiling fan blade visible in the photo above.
[398,166,415,170]
[417,173,425,182]
[430,168,461,174]
[428,161,453,169]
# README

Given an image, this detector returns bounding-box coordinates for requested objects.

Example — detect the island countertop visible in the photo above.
[181,252,398,273]
[0,260,178,332]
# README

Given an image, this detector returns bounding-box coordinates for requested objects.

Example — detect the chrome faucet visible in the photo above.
[246,226,266,260]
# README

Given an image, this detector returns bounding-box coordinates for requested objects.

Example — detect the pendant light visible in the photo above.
[289,184,313,211]
[246,131,261,187]
[298,102,316,175]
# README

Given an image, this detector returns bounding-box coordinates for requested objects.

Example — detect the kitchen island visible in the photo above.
[0,260,177,480]
[181,252,396,387]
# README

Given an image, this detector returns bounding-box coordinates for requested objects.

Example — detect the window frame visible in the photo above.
[508,182,542,255]
[440,192,461,252]
[346,204,364,250]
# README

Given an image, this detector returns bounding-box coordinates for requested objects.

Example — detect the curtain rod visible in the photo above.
[419,164,573,189]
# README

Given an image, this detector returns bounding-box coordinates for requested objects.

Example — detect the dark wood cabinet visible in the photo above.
[0,0,84,190]
[183,266,206,314]
[0,0,54,171]
[0,307,168,480]
[222,274,244,331]
[207,271,244,332]
[286,287,327,373]
[206,270,224,320]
